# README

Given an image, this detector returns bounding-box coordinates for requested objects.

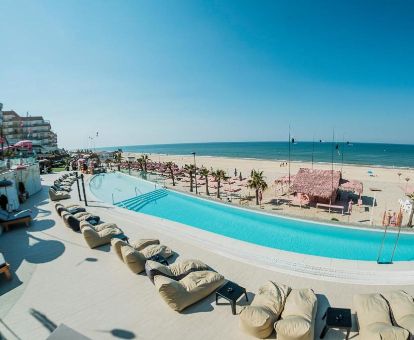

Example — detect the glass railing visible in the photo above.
[0,157,37,170]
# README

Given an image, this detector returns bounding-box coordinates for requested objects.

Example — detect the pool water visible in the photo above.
[89,172,414,262]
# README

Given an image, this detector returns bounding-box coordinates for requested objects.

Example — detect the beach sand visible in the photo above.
[123,152,414,229]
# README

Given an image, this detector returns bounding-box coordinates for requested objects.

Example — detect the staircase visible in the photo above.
[114,189,168,211]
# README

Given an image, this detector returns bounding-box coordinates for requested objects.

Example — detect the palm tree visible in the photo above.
[114,151,122,164]
[247,170,268,205]
[166,161,176,186]
[407,193,414,227]
[139,154,150,172]
[211,169,227,198]
[185,164,196,192]
[199,167,210,195]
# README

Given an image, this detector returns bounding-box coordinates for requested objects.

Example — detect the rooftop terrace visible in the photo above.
[0,172,413,339]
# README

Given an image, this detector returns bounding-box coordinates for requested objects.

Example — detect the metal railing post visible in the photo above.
[80,174,88,206]
[75,172,82,201]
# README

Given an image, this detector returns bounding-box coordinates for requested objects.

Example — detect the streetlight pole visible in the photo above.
[192,152,198,194]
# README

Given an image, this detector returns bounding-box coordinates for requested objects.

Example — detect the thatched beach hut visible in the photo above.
[290,168,341,204]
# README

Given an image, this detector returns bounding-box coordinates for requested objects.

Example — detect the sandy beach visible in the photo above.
[123,152,414,229]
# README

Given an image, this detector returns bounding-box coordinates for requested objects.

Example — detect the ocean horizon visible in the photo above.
[96,141,414,168]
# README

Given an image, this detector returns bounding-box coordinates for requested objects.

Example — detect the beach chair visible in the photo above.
[61,211,100,232]
[79,220,120,233]
[111,238,160,261]
[49,188,71,201]
[0,253,11,280]
[154,270,225,312]
[0,209,32,232]
[239,281,291,338]
[145,259,209,282]
[354,293,409,339]
[274,288,318,340]
[81,225,124,249]
[118,243,174,274]
[382,290,414,336]
[55,203,86,216]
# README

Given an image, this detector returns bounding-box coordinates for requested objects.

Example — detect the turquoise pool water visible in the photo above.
[89,172,414,262]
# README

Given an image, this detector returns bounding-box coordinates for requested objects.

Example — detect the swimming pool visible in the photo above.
[89,172,414,262]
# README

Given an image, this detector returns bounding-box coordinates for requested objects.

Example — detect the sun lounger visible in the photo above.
[0,209,32,232]
[145,259,210,282]
[55,203,86,216]
[239,281,291,338]
[81,225,124,249]
[49,188,70,201]
[119,243,174,274]
[154,270,225,312]
[382,290,414,336]
[0,253,11,280]
[61,211,100,232]
[111,238,160,261]
[274,288,317,340]
[51,184,71,192]
[354,293,409,339]
[80,220,118,232]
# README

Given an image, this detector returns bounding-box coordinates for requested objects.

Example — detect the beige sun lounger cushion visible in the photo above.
[275,288,317,340]
[120,244,173,274]
[81,226,123,249]
[354,293,409,340]
[239,281,291,338]
[49,188,70,201]
[80,221,117,232]
[145,259,210,282]
[61,211,95,225]
[111,238,160,261]
[382,290,414,335]
[154,270,225,312]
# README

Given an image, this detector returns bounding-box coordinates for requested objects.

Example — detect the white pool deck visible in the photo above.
[0,172,413,340]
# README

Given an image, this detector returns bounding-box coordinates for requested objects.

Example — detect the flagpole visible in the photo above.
[288,125,291,185]
[331,128,335,205]
[311,135,315,169]
[341,134,344,173]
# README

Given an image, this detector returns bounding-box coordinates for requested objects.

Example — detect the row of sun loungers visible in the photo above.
[55,203,125,248]
[54,201,414,339]
[49,172,77,201]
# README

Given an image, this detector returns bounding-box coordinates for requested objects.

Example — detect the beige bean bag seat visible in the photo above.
[111,238,160,261]
[49,188,70,201]
[154,270,225,312]
[382,290,414,336]
[81,225,123,249]
[354,293,409,340]
[239,281,291,338]
[274,288,317,340]
[55,203,85,216]
[120,244,174,274]
[145,259,210,282]
[80,220,117,232]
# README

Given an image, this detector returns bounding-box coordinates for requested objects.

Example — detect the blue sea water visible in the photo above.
[89,172,414,262]
[98,141,414,168]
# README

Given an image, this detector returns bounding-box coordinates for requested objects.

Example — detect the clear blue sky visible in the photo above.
[0,0,413,149]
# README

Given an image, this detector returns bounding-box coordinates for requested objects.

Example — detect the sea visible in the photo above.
[98,141,414,168]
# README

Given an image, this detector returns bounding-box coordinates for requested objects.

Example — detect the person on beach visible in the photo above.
[348,199,353,214]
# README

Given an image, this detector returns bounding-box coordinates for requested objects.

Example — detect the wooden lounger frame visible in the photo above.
[1,216,32,232]
[0,262,11,280]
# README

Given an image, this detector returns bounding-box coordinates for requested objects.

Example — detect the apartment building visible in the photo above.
[0,110,58,152]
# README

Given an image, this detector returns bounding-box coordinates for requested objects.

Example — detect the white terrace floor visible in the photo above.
[0,172,413,340]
